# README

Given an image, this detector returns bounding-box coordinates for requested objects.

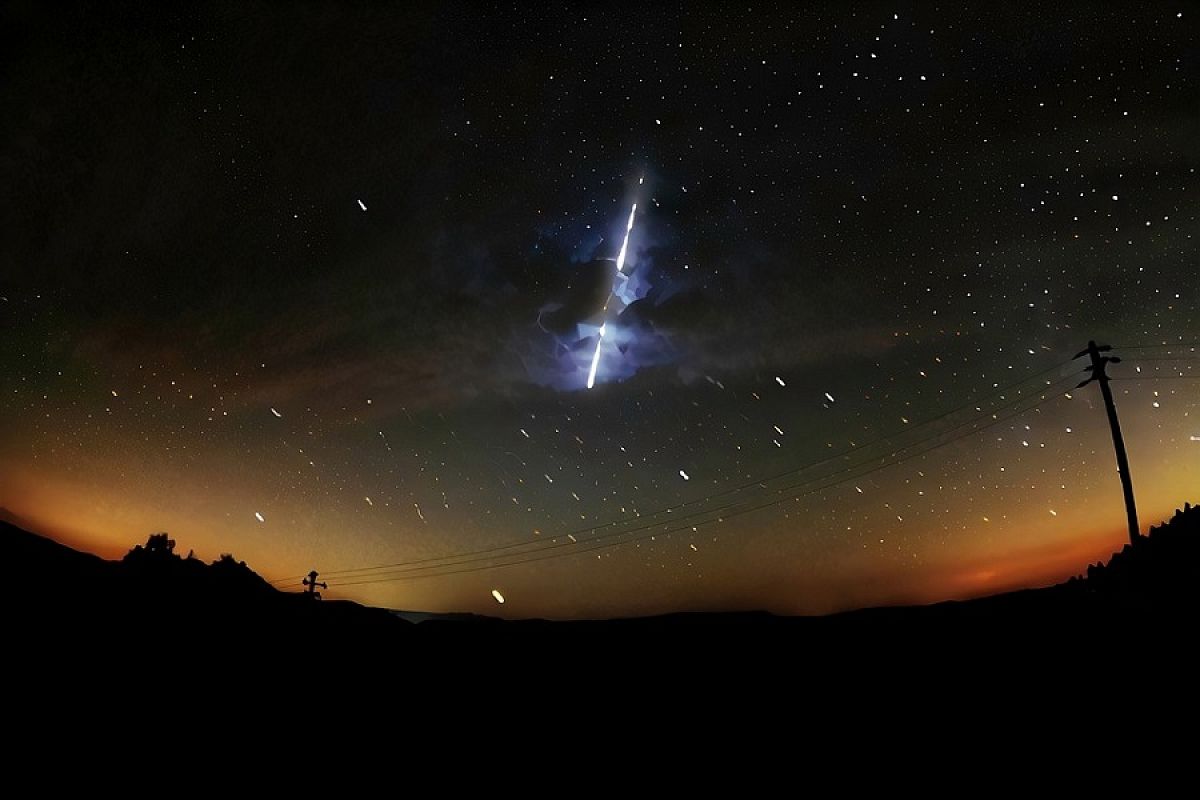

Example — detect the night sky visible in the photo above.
[2,3,1196,618]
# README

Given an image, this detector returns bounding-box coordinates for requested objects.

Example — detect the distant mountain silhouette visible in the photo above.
[0,506,48,535]
[817,502,1200,629]
[7,503,1200,655]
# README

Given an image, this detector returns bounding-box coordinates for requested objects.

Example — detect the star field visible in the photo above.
[0,3,1196,617]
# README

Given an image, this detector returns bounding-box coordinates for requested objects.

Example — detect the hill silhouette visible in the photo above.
[7,503,1200,655]
[5,524,409,647]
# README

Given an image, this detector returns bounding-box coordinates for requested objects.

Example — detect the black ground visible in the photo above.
[8,503,1200,654]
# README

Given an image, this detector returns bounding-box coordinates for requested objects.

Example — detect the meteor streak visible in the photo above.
[615,201,637,272]
[586,189,640,389]
[586,323,607,389]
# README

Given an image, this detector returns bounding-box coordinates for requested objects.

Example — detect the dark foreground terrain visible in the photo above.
[7,503,1200,658]
[7,505,1200,733]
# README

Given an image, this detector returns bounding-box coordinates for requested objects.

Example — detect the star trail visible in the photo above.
[0,3,1196,618]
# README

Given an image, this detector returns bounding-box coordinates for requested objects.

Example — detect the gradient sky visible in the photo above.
[1,2,1197,618]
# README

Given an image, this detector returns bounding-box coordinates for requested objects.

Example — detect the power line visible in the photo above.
[329,380,1074,586]
[343,384,1069,581]
[1110,376,1200,382]
[333,387,1069,586]
[275,361,1074,584]
[1112,342,1200,350]
[1115,356,1200,362]
[274,359,1075,584]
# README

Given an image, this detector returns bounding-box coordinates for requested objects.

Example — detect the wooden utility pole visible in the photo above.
[302,570,327,600]
[1074,341,1140,545]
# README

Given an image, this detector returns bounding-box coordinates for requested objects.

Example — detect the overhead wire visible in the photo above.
[272,358,1075,584]
[327,377,1077,585]
[1112,342,1200,348]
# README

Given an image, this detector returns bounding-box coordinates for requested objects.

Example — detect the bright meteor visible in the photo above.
[615,201,637,273]
[586,323,606,389]
[586,191,640,389]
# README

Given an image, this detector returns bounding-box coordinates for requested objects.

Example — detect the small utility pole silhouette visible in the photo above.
[302,570,327,600]
[1075,340,1140,545]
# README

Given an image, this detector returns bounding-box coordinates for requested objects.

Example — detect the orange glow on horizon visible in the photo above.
[6,446,1192,617]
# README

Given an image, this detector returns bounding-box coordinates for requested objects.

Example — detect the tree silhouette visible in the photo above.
[123,532,179,564]
[145,533,175,555]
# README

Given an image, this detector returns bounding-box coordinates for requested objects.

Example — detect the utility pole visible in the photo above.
[1074,341,1140,545]
[302,570,327,600]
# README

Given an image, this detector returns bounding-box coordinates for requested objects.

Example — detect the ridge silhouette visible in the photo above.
[6,504,1200,656]
[7,527,409,647]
